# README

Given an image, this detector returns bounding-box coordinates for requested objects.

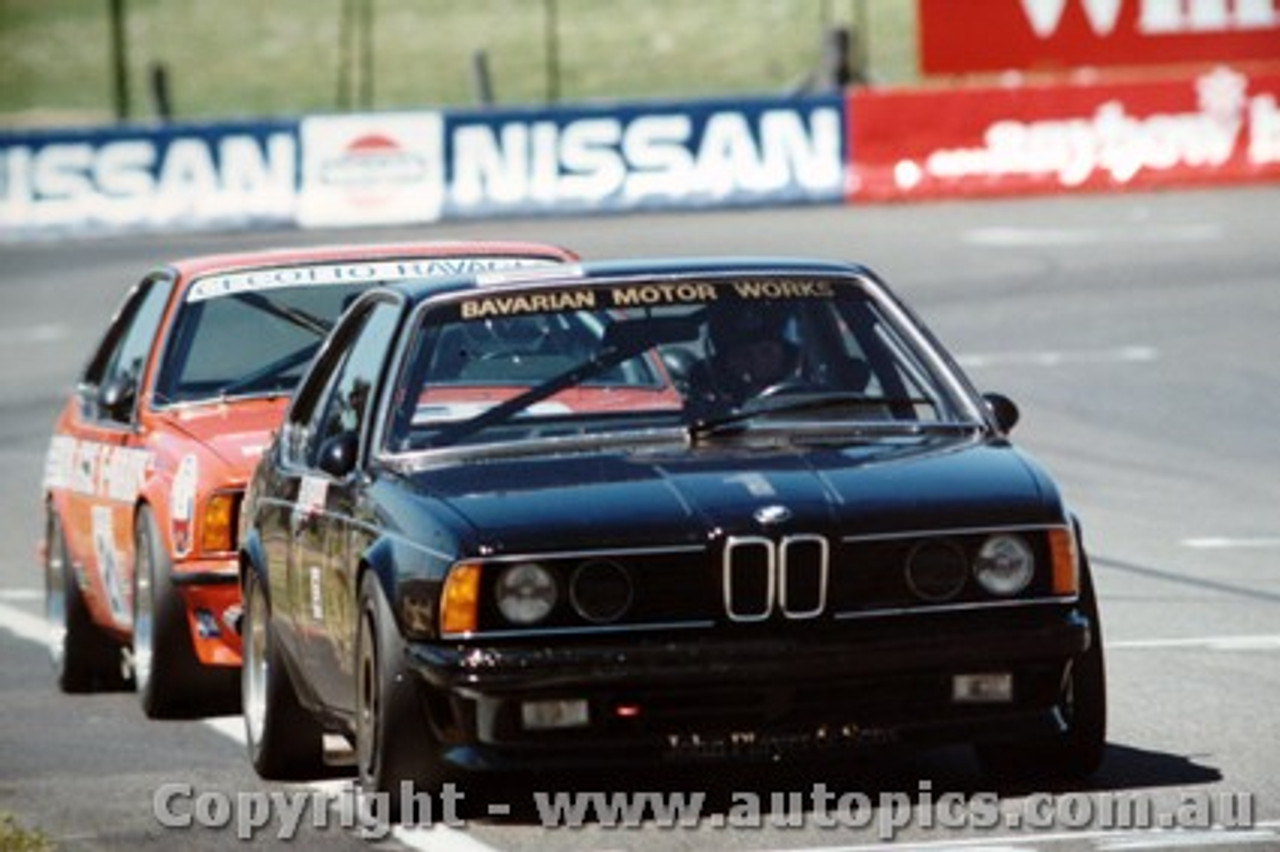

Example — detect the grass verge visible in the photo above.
[0,0,916,127]
[0,812,54,852]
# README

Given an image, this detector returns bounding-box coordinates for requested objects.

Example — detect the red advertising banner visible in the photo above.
[920,0,1280,76]
[846,65,1280,201]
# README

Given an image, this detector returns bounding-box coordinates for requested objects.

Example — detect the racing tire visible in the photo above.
[241,567,326,779]
[977,555,1107,782]
[132,506,238,718]
[356,572,451,819]
[45,507,129,693]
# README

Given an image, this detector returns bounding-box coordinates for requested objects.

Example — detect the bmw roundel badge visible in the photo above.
[753,504,792,526]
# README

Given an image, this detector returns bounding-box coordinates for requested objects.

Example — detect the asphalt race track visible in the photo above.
[2,186,1278,851]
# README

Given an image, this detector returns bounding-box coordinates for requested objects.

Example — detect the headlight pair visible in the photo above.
[905,533,1040,603]
[441,558,633,635]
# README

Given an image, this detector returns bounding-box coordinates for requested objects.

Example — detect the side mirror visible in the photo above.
[983,393,1020,434]
[98,375,137,422]
[317,431,359,479]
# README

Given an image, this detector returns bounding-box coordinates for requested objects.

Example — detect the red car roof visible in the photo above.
[167,240,578,279]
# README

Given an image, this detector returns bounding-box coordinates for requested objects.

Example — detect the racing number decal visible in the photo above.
[43,437,151,503]
[90,506,130,627]
[170,454,198,557]
[309,565,324,622]
[298,476,328,515]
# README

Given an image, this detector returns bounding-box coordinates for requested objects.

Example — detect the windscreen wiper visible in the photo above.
[217,342,320,398]
[687,393,938,440]
[233,292,333,337]
[428,314,701,449]
[428,336,653,449]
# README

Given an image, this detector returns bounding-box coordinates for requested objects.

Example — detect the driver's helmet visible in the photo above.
[706,302,790,356]
[704,302,800,396]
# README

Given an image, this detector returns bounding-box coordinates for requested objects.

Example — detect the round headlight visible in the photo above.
[570,559,633,624]
[905,540,968,603]
[973,535,1035,596]
[494,563,558,625]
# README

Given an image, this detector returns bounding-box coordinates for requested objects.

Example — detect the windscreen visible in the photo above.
[385,276,977,453]
[153,257,555,405]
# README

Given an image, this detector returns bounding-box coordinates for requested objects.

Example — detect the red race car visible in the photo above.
[40,240,576,717]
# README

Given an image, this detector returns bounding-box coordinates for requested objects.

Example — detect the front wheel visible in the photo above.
[45,507,128,693]
[977,556,1107,781]
[132,506,238,718]
[356,572,449,818]
[241,568,326,780]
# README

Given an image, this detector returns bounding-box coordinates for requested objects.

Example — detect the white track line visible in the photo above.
[957,346,1158,369]
[1110,634,1280,652]
[0,597,502,852]
[0,323,67,346]
[962,224,1222,246]
[0,599,51,645]
[767,823,1280,852]
[1182,537,1280,550]
[1097,828,1280,849]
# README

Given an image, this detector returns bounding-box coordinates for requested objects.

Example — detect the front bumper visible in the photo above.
[172,559,242,666]
[404,605,1092,772]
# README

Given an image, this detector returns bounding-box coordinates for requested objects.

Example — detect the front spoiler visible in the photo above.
[173,558,242,667]
[402,606,1091,772]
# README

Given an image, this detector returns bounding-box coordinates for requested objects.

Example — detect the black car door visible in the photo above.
[279,297,403,713]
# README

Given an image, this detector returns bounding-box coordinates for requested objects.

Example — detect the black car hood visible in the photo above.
[401,434,1061,556]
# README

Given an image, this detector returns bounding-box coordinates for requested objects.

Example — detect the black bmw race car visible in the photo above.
[237,258,1104,801]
